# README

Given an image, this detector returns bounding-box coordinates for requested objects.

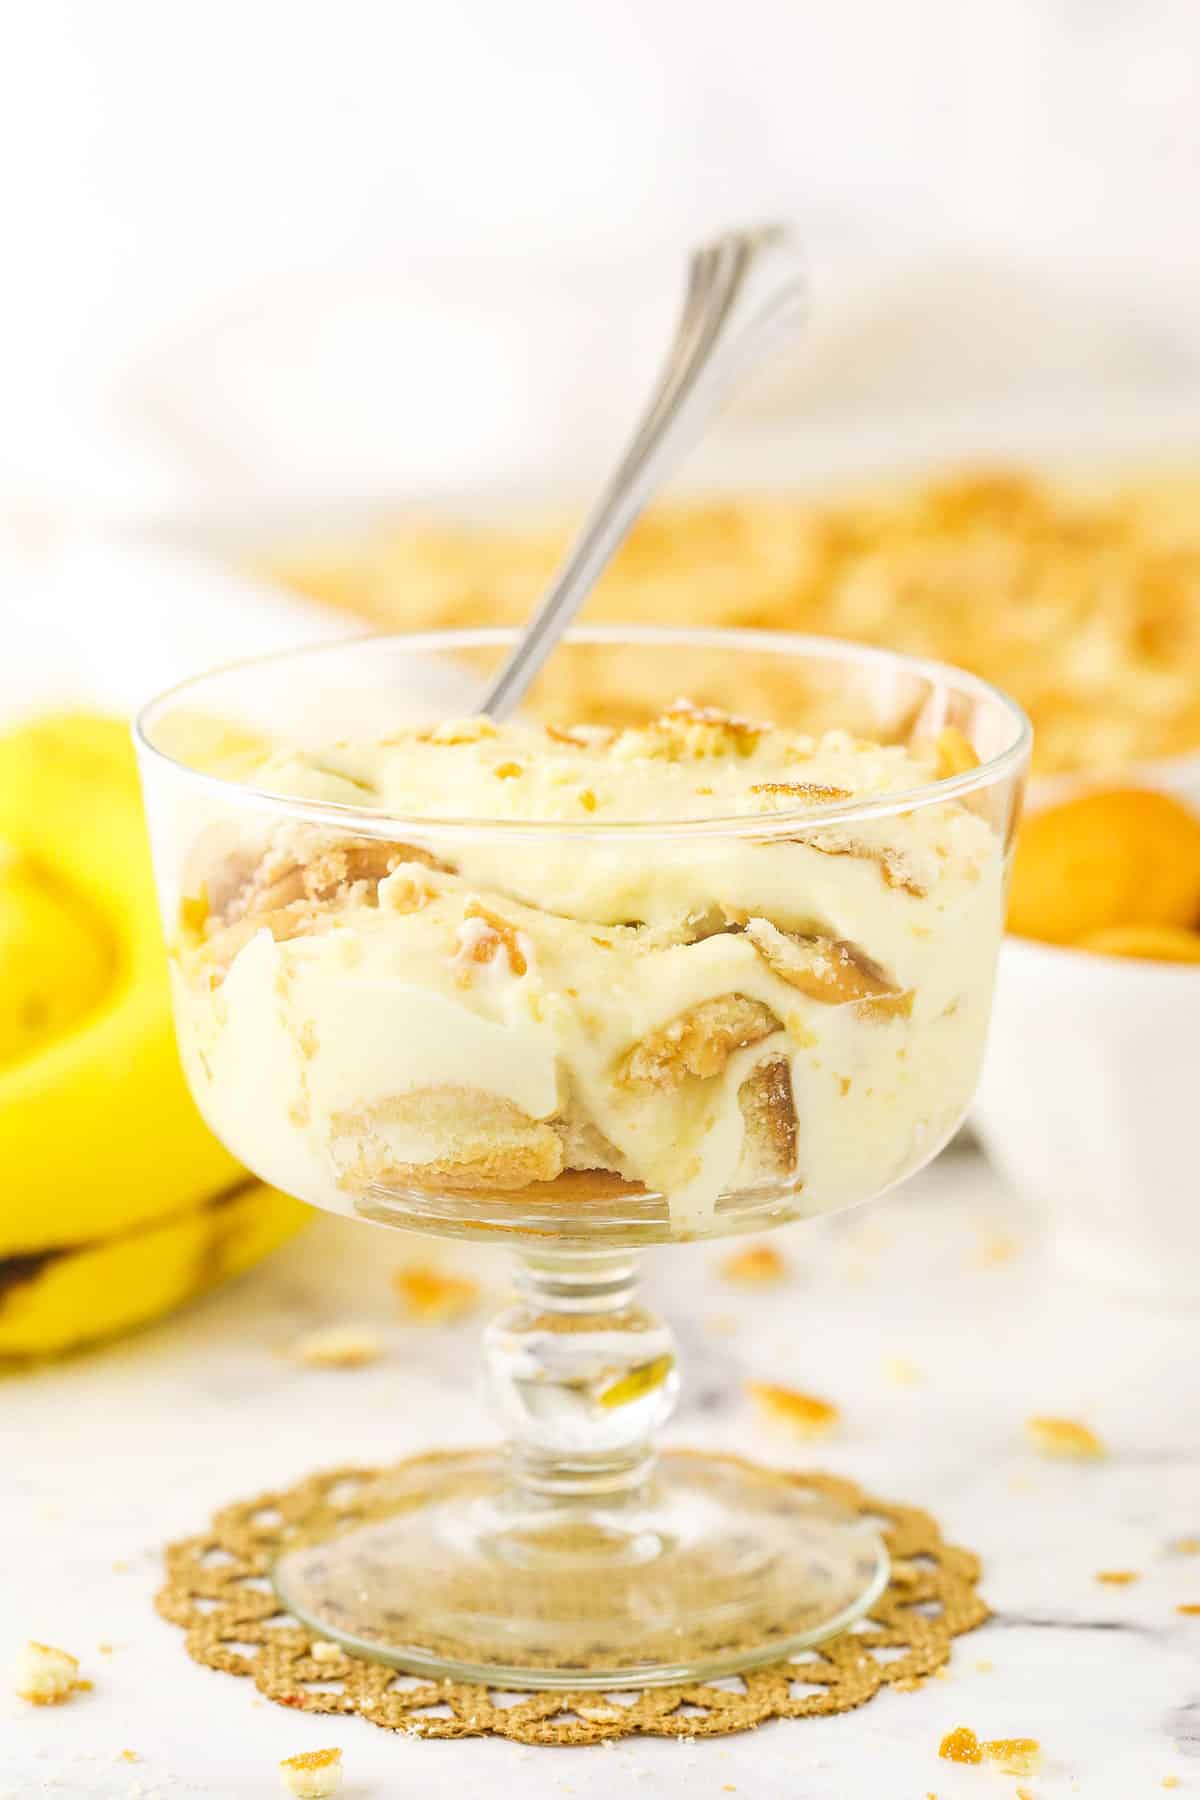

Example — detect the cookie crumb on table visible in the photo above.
[984,1738,1042,1776]
[1096,1569,1139,1585]
[14,1641,85,1706]
[747,1381,839,1437]
[719,1244,787,1285]
[291,1326,382,1369]
[939,1725,982,1763]
[393,1264,480,1323]
[279,1746,342,1797]
[1026,1415,1106,1459]
[938,1727,1041,1775]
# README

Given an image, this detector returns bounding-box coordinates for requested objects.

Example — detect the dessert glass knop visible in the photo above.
[136,627,1029,1689]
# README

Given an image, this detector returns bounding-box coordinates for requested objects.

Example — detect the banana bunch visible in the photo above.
[0,714,305,1358]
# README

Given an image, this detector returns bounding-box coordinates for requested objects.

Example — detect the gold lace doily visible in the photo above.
[156,1451,988,1745]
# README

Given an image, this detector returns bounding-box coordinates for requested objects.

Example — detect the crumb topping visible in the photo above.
[236,708,970,829]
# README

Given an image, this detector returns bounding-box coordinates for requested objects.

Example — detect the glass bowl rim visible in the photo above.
[134,624,1032,841]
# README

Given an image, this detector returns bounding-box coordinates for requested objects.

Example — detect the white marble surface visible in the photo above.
[3,1146,1197,1799]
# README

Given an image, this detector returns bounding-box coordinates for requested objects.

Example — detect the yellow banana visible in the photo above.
[0,843,113,1064]
[0,1178,300,1359]
[0,713,306,1353]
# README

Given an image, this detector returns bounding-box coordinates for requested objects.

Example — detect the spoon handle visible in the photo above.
[480,223,807,720]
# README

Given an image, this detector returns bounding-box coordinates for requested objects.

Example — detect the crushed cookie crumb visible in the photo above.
[383,870,436,915]
[975,1659,994,1673]
[579,788,598,812]
[750,780,852,802]
[279,1746,343,1797]
[1026,1416,1105,1459]
[939,1726,982,1764]
[1096,1569,1139,1585]
[747,1380,839,1438]
[393,1264,480,1323]
[1177,1603,1200,1615]
[14,1641,84,1706]
[1172,1537,1200,1554]
[458,900,528,978]
[719,1244,787,1285]
[493,760,523,779]
[1162,1779,1181,1790]
[983,1738,1042,1777]
[290,1326,382,1369]
[119,1750,140,1763]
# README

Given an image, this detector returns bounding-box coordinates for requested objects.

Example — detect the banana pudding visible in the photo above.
[170,705,1005,1234]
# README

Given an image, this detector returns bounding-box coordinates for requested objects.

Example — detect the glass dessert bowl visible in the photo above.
[135,626,1029,1690]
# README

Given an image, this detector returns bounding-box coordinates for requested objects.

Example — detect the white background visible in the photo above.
[2,1,1200,517]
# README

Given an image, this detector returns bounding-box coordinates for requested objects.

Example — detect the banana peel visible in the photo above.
[0,713,306,1354]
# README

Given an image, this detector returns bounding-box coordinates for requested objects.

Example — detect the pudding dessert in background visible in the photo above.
[169,706,1005,1234]
[267,467,1200,777]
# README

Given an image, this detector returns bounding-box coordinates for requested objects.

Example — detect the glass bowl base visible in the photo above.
[271,1449,889,1690]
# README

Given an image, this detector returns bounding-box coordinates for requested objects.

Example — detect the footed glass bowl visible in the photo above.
[136,627,1029,1689]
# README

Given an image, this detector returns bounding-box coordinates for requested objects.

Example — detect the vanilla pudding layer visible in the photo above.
[172,709,1004,1233]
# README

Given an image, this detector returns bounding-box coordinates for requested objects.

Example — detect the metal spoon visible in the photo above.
[479,222,807,720]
